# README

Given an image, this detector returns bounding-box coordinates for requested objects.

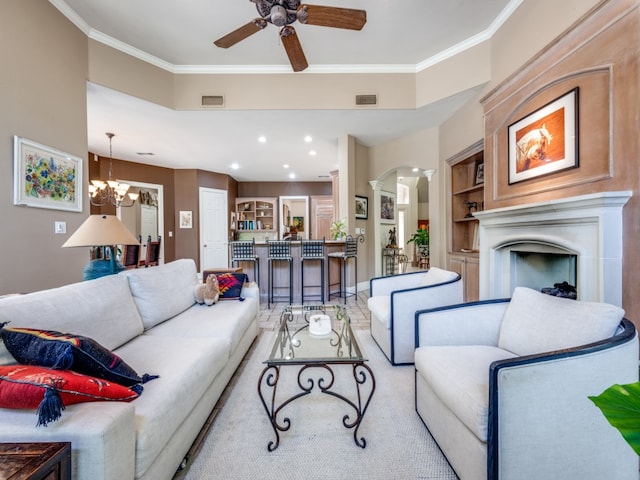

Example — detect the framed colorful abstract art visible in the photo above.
[13,136,83,212]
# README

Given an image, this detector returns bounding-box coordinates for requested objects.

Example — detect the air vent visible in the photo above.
[201,95,224,107]
[355,94,377,106]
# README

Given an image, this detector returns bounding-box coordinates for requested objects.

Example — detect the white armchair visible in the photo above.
[414,287,639,480]
[368,267,463,365]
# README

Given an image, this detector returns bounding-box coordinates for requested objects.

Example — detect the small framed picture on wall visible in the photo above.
[475,162,484,185]
[355,195,368,219]
[179,210,193,229]
[380,191,395,223]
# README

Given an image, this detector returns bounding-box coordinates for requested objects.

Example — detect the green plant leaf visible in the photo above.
[407,228,429,246]
[589,382,640,456]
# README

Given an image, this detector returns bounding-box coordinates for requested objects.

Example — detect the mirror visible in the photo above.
[117,180,165,265]
[279,196,309,240]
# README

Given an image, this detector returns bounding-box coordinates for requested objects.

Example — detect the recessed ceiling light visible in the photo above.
[309,150,316,156]
[288,173,296,179]
[283,164,290,169]
[258,136,266,143]
[304,135,312,143]
[230,163,239,170]
[412,167,419,172]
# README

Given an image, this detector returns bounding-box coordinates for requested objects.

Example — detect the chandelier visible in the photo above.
[89,132,139,208]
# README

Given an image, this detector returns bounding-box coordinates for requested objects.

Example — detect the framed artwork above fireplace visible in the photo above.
[508,88,579,185]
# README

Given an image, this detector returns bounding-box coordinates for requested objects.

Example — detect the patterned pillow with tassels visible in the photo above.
[0,325,158,387]
[0,365,140,426]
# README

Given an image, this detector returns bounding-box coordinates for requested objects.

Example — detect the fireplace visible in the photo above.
[473,191,631,306]
[509,243,577,294]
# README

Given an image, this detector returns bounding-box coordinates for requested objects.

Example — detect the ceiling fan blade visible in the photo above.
[298,4,366,30]
[214,19,267,48]
[280,26,308,72]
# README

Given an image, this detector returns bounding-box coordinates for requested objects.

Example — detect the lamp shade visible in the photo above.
[62,215,141,281]
[62,215,139,248]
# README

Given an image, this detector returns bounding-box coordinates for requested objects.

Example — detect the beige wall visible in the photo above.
[0,1,89,294]
[440,0,603,161]
[88,40,175,109]
[0,0,619,297]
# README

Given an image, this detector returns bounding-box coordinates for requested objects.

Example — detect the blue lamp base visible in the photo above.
[82,246,125,281]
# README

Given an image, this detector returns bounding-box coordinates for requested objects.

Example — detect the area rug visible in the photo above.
[181,330,458,480]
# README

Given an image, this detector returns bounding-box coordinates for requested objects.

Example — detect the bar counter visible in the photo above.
[232,240,349,304]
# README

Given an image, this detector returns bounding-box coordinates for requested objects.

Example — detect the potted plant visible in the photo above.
[407,227,429,265]
[330,218,346,240]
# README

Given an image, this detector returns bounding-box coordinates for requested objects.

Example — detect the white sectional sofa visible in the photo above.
[414,287,639,480]
[0,258,259,480]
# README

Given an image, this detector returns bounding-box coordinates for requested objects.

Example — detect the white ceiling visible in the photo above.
[52,0,517,182]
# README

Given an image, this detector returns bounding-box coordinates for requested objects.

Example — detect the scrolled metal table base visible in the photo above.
[258,362,375,451]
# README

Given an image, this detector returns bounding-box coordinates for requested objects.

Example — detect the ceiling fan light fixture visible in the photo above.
[270,5,288,26]
[215,2,366,72]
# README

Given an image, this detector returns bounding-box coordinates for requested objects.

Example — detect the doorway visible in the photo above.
[117,180,164,265]
[199,187,228,271]
[279,196,309,240]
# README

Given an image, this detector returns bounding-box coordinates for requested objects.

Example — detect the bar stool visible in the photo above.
[328,235,359,304]
[267,240,293,308]
[300,239,325,304]
[230,239,259,284]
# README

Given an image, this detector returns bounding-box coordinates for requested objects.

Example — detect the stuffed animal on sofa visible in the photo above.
[194,274,220,306]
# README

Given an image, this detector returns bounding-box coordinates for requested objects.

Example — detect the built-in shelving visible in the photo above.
[235,197,277,235]
[446,141,484,302]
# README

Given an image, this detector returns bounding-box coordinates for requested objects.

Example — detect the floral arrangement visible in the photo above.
[330,218,346,240]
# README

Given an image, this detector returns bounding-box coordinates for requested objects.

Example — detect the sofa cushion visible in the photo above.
[367,296,391,329]
[122,259,198,329]
[113,335,229,478]
[0,326,157,387]
[499,287,624,356]
[415,345,517,441]
[0,365,139,426]
[144,297,258,356]
[0,275,144,352]
[216,273,248,300]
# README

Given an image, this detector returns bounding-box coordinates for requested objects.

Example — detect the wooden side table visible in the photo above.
[0,442,71,480]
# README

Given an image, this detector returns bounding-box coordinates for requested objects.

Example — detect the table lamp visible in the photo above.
[62,214,140,281]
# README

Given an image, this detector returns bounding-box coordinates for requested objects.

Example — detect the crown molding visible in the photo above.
[50,0,523,76]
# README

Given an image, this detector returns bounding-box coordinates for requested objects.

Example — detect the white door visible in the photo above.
[140,204,157,242]
[199,187,228,271]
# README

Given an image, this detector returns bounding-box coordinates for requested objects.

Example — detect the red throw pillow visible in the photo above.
[0,365,140,427]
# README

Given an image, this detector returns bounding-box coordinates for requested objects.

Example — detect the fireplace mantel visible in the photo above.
[474,191,632,305]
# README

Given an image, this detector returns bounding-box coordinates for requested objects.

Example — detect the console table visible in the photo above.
[382,247,407,276]
[0,442,71,480]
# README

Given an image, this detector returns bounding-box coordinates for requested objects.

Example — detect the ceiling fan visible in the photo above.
[214,0,367,72]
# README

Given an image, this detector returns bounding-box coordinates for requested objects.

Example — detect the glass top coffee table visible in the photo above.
[258,304,375,451]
